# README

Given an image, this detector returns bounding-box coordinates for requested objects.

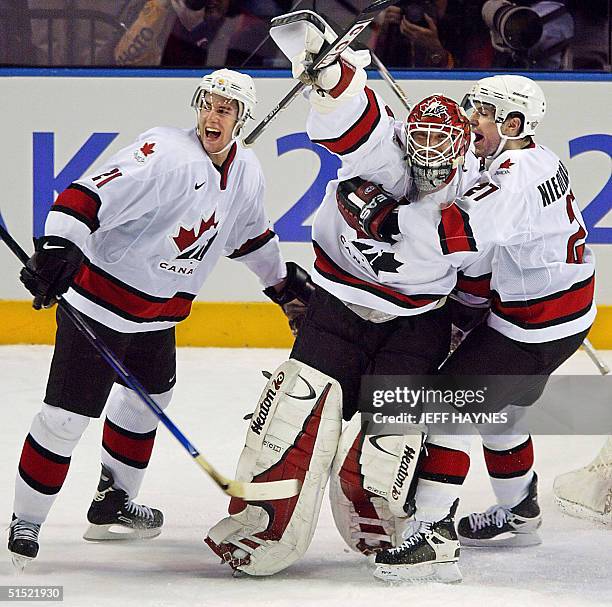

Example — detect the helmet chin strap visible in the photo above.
[195,110,246,157]
[490,122,526,159]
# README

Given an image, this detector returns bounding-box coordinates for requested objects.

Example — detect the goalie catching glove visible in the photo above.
[205,360,342,576]
[329,415,425,555]
[270,10,371,113]
[336,177,401,243]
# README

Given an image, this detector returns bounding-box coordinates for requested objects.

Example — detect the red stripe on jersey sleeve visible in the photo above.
[329,57,357,98]
[438,205,477,254]
[227,229,275,259]
[51,184,101,232]
[73,262,194,323]
[312,87,381,156]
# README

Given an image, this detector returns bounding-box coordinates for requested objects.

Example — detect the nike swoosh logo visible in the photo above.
[368,435,398,457]
[42,243,65,250]
[261,370,316,400]
[287,374,316,401]
[194,182,206,190]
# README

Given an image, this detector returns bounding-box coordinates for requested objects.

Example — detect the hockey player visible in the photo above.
[204,13,499,577]
[8,68,314,569]
[373,75,596,583]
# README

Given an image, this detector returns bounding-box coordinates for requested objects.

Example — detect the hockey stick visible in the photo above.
[370,51,411,111]
[581,338,610,375]
[331,0,412,112]
[0,225,300,501]
[243,0,397,146]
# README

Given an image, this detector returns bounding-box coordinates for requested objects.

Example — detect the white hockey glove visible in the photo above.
[271,10,370,113]
[329,416,425,556]
[205,360,342,576]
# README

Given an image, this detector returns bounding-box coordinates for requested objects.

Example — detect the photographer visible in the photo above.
[373,1,493,69]
[482,0,575,69]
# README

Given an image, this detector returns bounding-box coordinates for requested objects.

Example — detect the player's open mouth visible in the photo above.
[205,128,222,141]
[474,133,484,143]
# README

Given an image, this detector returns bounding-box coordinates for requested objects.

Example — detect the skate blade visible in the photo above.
[554,496,611,526]
[374,561,462,584]
[459,530,541,547]
[83,523,162,541]
[10,552,33,574]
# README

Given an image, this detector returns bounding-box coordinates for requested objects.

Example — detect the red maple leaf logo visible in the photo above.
[172,213,218,252]
[140,142,155,157]
[499,158,514,170]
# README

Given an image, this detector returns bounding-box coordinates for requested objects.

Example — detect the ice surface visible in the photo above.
[0,346,610,607]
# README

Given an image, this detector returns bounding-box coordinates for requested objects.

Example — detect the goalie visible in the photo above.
[205,9,486,581]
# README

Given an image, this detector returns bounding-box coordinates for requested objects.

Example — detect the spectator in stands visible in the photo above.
[372,1,493,69]
[0,0,132,66]
[161,0,292,68]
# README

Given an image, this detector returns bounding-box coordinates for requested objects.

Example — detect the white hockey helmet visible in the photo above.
[191,69,257,140]
[463,74,546,138]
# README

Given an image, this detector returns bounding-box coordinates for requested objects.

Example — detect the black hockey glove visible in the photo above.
[336,177,400,243]
[20,236,84,310]
[264,262,315,337]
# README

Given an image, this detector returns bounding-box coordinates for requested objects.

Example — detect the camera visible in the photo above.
[482,0,543,51]
[398,0,438,28]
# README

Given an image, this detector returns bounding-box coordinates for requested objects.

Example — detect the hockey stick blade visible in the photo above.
[194,454,301,500]
[0,224,301,502]
[243,0,397,146]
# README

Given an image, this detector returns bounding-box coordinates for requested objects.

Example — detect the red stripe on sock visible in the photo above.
[484,437,534,477]
[420,443,470,481]
[19,435,70,490]
[103,419,155,466]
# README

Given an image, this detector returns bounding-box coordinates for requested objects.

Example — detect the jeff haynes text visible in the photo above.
[370,411,509,425]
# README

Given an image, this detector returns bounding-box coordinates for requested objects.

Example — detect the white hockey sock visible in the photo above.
[482,434,534,507]
[414,435,472,522]
[101,385,172,499]
[14,404,90,524]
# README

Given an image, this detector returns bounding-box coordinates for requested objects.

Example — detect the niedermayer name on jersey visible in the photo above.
[537,160,570,208]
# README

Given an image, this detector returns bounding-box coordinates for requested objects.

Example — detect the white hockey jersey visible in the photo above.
[307,86,484,316]
[45,127,285,333]
[454,144,596,343]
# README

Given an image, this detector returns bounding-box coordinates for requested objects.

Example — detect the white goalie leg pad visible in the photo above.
[205,360,342,576]
[329,416,425,555]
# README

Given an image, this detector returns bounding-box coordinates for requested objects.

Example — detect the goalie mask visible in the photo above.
[405,95,471,193]
[191,69,257,147]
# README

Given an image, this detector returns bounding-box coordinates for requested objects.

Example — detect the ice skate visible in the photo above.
[373,500,462,584]
[8,514,41,571]
[83,465,163,541]
[458,472,542,547]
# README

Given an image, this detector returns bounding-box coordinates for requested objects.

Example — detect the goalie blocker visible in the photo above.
[205,360,342,576]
